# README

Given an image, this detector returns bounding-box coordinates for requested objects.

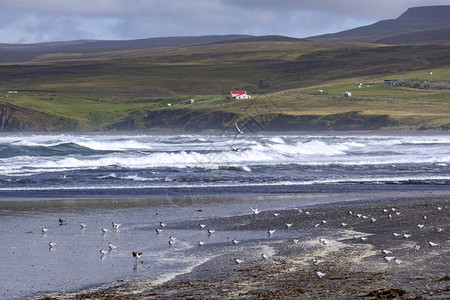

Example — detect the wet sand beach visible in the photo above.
[40,193,449,299]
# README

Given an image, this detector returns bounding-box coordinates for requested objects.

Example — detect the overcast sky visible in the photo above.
[1,0,449,44]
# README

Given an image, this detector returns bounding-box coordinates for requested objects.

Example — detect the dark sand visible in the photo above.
[40,194,449,299]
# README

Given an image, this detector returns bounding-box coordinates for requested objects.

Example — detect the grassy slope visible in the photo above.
[0,41,449,131]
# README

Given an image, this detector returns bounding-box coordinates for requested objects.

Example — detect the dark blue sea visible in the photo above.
[0,133,449,198]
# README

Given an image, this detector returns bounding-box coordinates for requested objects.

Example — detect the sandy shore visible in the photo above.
[40,194,449,299]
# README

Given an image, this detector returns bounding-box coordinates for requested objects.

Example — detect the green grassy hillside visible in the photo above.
[0,40,449,132]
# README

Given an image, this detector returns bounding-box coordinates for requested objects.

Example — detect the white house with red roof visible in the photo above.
[228,90,251,99]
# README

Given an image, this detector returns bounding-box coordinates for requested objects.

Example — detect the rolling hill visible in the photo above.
[0,6,449,132]
[309,5,450,44]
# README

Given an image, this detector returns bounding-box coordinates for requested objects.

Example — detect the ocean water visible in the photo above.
[0,133,449,198]
[0,133,449,298]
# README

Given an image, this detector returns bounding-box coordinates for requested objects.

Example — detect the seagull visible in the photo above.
[414,245,421,251]
[314,223,320,228]
[168,239,174,246]
[312,258,324,265]
[423,215,427,220]
[268,229,275,236]
[235,123,244,134]
[199,224,206,229]
[384,256,395,262]
[341,223,348,227]
[395,212,401,216]
[428,242,438,247]
[251,208,260,215]
[403,234,411,239]
[108,242,117,251]
[261,254,268,260]
[198,241,205,246]
[435,227,444,232]
[362,215,368,220]
[112,222,121,229]
[207,229,215,235]
[234,258,244,264]
[388,213,392,218]
[371,218,377,223]
[155,228,163,234]
[360,236,368,241]
[49,241,56,248]
[305,211,310,215]
[102,228,108,234]
[286,223,293,229]
[292,238,299,244]
[319,238,328,245]
[391,208,396,212]
[348,210,353,215]
[232,239,239,245]
[273,213,280,217]
[80,223,87,229]
[382,249,391,255]
[394,259,402,265]
[160,222,166,228]
[59,218,66,225]
[392,232,401,237]
[314,270,326,279]
[383,209,388,213]
[417,224,425,229]
[356,214,362,218]
[42,227,48,234]
[100,249,108,255]
[437,206,442,211]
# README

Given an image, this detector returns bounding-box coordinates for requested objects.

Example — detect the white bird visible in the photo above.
[384,256,395,262]
[112,222,121,229]
[371,218,377,223]
[417,224,425,229]
[102,228,108,234]
[168,239,174,246]
[199,224,206,229]
[49,241,56,248]
[268,229,275,236]
[59,218,66,225]
[394,259,402,265]
[261,254,268,260]
[392,232,401,237]
[403,234,411,239]
[108,242,117,251]
[391,208,396,212]
[273,213,280,217]
[356,214,362,218]
[360,236,368,241]
[207,229,215,235]
[362,215,368,220]
[234,258,244,264]
[80,223,87,229]
[251,208,260,215]
[286,223,293,229]
[319,238,328,245]
[435,227,444,232]
[314,223,320,228]
[341,223,348,227]
[382,249,391,255]
[388,213,392,218]
[383,209,388,213]
[292,238,299,244]
[428,242,438,247]
[235,123,244,134]
[312,258,324,265]
[100,249,108,255]
[155,228,163,234]
[348,210,353,215]
[322,220,327,224]
[414,245,421,251]
[132,251,142,259]
[437,207,442,211]
[160,222,166,228]
[232,239,239,245]
[305,211,310,215]
[314,270,326,279]
[395,212,401,216]
[42,227,48,234]
[423,215,427,220]
[198,241,205,246]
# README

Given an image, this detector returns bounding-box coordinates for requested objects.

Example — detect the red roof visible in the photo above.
[231,91,247,95]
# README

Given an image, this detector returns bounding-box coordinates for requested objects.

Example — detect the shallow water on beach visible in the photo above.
[1,194,335,299]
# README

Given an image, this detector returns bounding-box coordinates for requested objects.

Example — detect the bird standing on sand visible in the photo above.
[112,222,121,229]
[314,270,326,278]
[80,223,87,229]
[42,227,48,234]
[132,251,143,259]
[49,241,56,248]
[108,242,117,251]
[100,249,108,255]
[234,258,244,264]
[59,218,66,225]
[268,229,275,236]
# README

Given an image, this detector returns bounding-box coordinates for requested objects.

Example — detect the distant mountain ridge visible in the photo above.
[309,5,450,44]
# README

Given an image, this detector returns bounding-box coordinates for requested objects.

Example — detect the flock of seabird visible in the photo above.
[40,203,445,282]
